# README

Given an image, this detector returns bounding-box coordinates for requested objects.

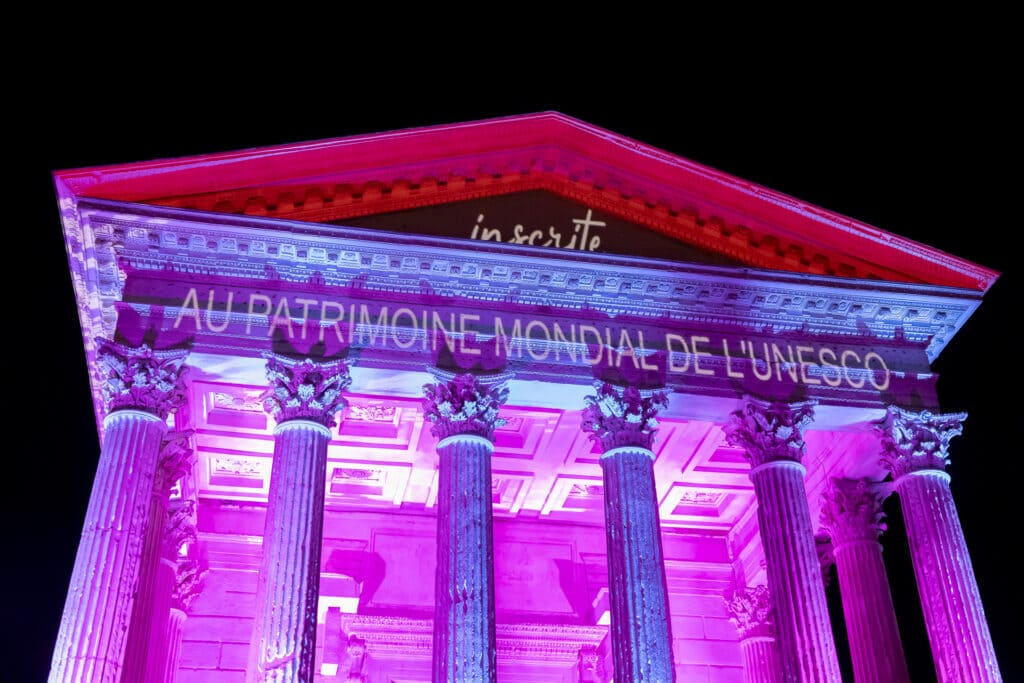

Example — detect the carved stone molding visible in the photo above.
[163,499,197,560]
[879,405,966,479]
[422,372,509,441]
[263,355,352,427]
[86,200,979,363]
[155,430,195,497]
[97,339,188,419]
[171,557,207,613]
[819,478,887,547]
[581,383,668,451]
[578,644,605,681]
[724,584,775,640]
[725,396,815,467]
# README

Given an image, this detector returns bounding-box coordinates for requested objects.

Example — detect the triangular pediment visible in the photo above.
[55,112,996,291]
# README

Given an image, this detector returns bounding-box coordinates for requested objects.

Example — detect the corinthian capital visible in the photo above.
[725,396,815,467]
[163,498,197,559]
[263,355,352,428]
[581,382,668,452]
[724,584,775,639]
[171,556,207,613]
[422,372,509,441]
[155,430,195,497]
[879,405,966,479]
[97,339,188,419]
[819,478,887,547]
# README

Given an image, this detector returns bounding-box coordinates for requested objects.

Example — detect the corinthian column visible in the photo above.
[165,552,207,683]
[248,356,351,683]
[423,371,510,683]
[123,431,195,683]
[50,340,188,683]
[153,498,199,683]
[880,406,1001,682]
[819,478,909,683]
[725,397,841,682]
[724,585,783,683]
[581,383,674,682]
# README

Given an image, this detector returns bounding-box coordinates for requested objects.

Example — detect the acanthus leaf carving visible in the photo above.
[724,396,815,467]
[819,477,887,547]
[422,372,509,441]
[156,430,195,497]
[97,339,189,420]
[724,584,775,639]
[580,382,667,452]
[263,355,352,428]
[163,498,197,559]
[878,405,966,479]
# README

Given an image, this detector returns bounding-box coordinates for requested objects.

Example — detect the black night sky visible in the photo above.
[8,57,1018,681]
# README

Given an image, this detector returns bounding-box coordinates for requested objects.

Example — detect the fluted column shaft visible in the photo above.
[750,461,841,681]
[897,470,999,681]
[148,558,177,682]
[423,372,509,683]
[601,446,674,682]
[819,477,909,683]
[250,420,332,682]
[49,410,168,682]
[740,637,782,683]
[124,432,194,683]
[433,434,498,682]
[122,474,171,682]
[164,608,187,683]
[49,340,187,683]
[881,406,1001,682]
[581,383,674,682]
[248,355,350,683]
[725,585,782,683]
[832,540,908,682]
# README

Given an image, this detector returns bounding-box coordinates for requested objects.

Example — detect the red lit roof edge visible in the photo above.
[53,111,999,293]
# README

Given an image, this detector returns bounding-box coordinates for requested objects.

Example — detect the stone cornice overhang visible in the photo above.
[54,112,999,292]
[62,198,985,434]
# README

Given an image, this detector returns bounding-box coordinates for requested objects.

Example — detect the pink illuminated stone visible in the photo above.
[724,584,783,683]
[49,341,187,683]
[582,383,674,682]
[424,372,510,683]
[726,397,842,682]
[248,356,351,682]
[819,478,910,683]
[881,407,1002,682]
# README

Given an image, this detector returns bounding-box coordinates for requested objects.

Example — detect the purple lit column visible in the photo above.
[49,341,188,683]
[819,478,909,683]
[725,397,842,682]
[880,406,1001,682]
[164,552,206,683]
[153,498,200,683]
[423,371,510,683]
[123,431,195,683]
[724,585,783,683]
[248,356,351,683]
[581,383,674,682]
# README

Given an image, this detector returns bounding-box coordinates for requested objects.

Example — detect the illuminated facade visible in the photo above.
[51,113,1002,682]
